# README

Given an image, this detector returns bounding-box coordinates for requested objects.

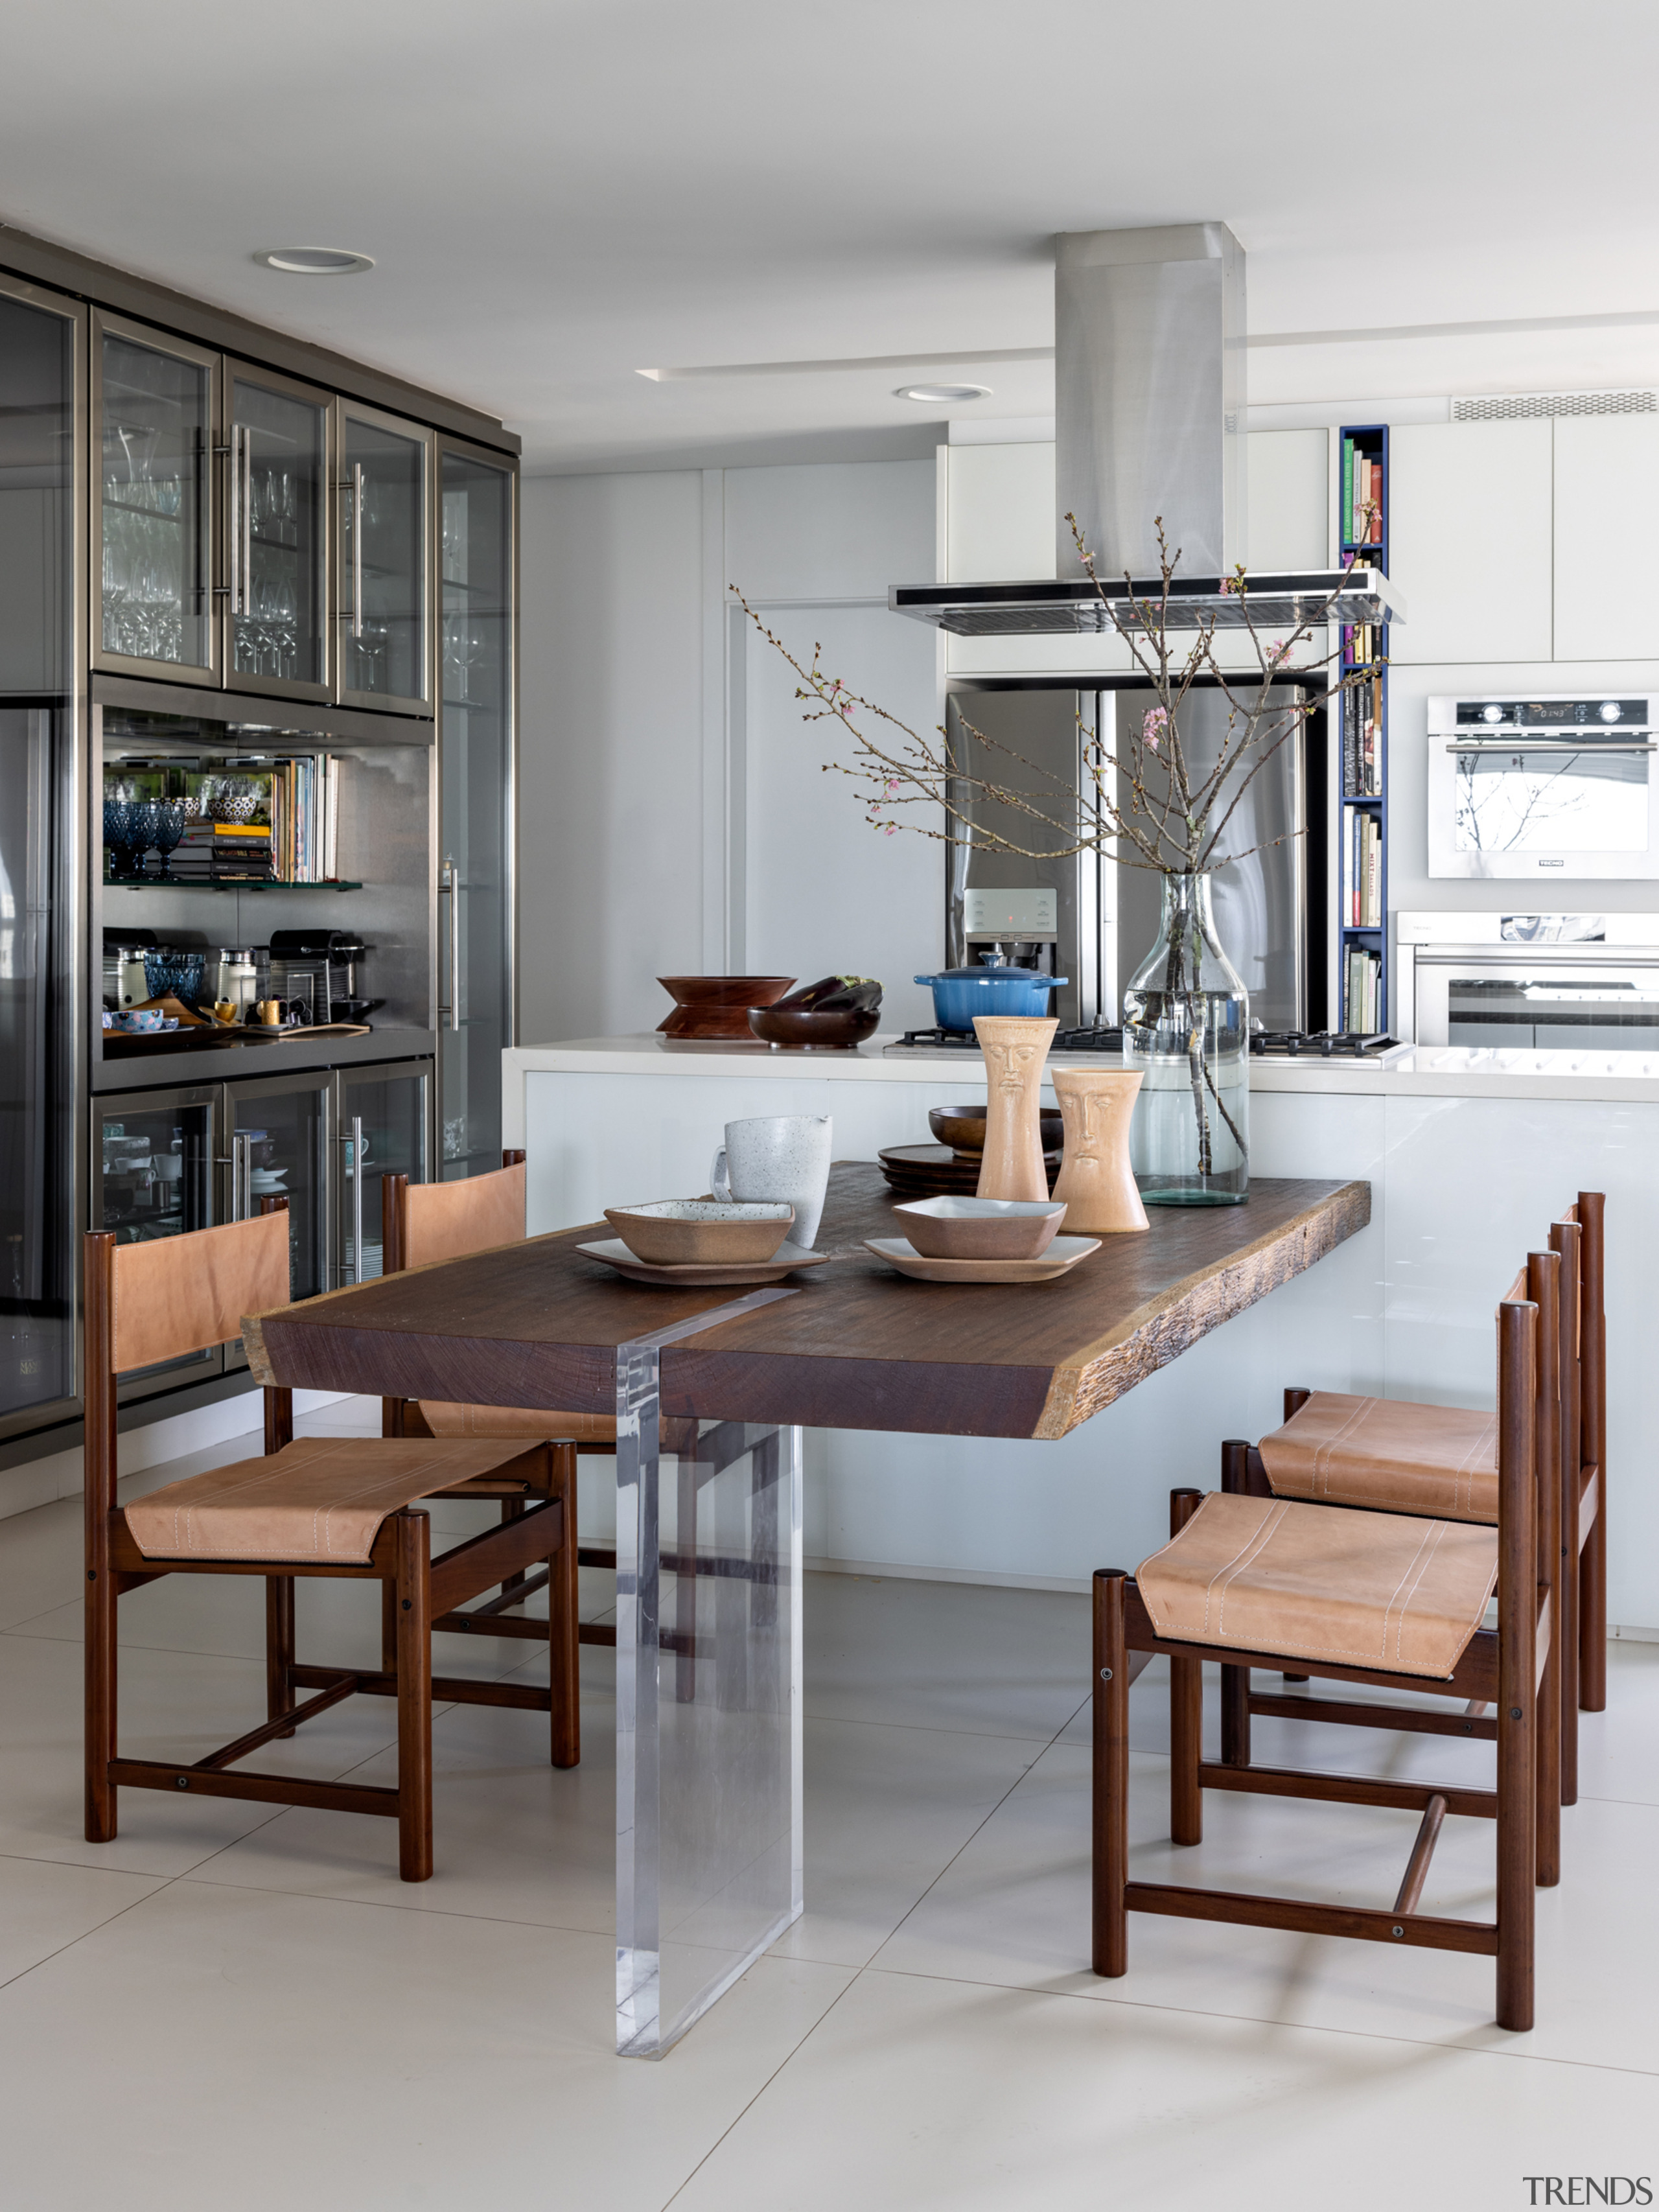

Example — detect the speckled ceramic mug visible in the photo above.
[710,1114,833,1251]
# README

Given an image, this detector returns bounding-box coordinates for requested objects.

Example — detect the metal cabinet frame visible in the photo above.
[221,355,336,707]
[335,397,435,718]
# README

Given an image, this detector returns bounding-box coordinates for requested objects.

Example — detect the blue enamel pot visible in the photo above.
[914,964,1069,1032]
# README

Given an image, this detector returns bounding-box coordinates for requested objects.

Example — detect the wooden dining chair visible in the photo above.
[84,1202,581,1882]
[379,1152,620,1682]
[1093,1254,1552,2031]
[1246,1192,1605,1813]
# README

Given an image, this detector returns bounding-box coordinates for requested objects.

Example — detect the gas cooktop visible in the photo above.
[1249,1030,1400,1058]
[888,1025,1126,1053]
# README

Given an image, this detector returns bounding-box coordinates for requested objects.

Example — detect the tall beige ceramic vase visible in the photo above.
[1051,1067,1149,1233]
[972,1015,1058,1201]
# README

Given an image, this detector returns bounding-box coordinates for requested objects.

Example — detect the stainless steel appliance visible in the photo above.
[1428,695,1659,880]
[1398,913,1659,1049]
[944,681,1317,1036]
[889,225,1402,640]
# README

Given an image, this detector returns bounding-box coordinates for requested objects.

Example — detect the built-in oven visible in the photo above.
[1428,694,1659,880]
[1397,913,1659,1050]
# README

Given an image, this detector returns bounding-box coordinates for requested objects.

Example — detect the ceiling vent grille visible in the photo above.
[1452,390,1656,423]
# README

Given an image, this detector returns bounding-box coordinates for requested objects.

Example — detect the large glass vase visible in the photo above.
[1122,871,1249,1205]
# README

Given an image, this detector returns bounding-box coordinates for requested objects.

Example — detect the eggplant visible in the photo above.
[779,974,883,1014]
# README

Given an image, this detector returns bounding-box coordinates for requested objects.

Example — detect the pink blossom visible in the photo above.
[1143,706,1169,753]
[883,822,898,836]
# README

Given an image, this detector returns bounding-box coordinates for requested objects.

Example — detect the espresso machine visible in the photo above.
[266,928,378,1025]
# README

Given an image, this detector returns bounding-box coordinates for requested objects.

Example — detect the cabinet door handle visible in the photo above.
[349,1115,365,1283]
[351,461,364,639]
[439,860,460,1030]
[242,427,253,620]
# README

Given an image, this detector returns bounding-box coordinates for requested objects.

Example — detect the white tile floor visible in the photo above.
[0,1405,1654,2210]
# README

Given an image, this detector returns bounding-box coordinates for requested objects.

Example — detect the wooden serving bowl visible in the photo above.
[603,1200,797,1265]
[928,1104,1064,1156]
[747,1005,880,1050]
[656,976,795,1040]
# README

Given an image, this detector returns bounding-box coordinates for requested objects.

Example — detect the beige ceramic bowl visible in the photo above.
[603,1199,796,1266]
[890,1194,1067,1261]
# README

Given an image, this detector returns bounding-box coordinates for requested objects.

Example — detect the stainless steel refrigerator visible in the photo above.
[945,682,1323,1033]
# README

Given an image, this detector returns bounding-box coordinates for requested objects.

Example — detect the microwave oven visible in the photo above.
[1427,693,1659,879]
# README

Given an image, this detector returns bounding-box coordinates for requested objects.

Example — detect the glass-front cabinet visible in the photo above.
[91,1088,222,1403]
[225,363,331,702]
[0,274,81,1443]
[93,313,219,683]
[437,441,515,1177]
[226,1071,331,1303]
[339,404,432,715]
[338,1060,430,1284]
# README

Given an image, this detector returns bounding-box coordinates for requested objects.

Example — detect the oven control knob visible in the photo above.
[1482,704,1504,723]
[1600,701,1621,721]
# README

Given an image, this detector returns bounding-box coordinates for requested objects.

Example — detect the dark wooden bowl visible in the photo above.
[747,1005,881,1050]
[656,975,795,1040]
[928,1104,1064,1156]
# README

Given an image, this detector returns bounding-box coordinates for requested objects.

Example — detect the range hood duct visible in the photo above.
[890,222,1402,636]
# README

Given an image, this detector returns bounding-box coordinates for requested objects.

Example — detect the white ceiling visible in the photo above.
[6,0,1659,471]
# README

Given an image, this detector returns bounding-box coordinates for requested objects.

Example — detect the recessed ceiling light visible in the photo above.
[896,383,991,404]
[255,248,375,275]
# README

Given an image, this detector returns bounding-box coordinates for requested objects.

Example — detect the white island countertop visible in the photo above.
[506,1032,1659,1104]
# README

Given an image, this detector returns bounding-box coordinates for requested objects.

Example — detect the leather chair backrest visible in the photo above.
[400,1162,526,1270]
[111,1211,291,1373]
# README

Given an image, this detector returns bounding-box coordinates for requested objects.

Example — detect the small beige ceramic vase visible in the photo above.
[1050,1067,1149,1234]
[971,1014,1058,1201]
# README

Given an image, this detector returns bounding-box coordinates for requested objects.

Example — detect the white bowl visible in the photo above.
[890,1194,1067,1260]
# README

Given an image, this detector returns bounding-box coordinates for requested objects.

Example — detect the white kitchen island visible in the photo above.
[505,1034,1657,1633]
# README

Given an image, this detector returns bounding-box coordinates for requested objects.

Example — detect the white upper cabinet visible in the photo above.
[944,443,1056,582]
[1246,429,1327,572]
[1553,414,1659,662]
[1386,420,1553,664]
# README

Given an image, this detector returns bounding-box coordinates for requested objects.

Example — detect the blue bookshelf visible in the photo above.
[1338,423,1389,1032]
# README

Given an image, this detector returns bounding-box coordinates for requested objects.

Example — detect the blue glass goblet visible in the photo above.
[151,800,187,879]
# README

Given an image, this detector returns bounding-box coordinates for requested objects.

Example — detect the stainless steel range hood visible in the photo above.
[890,223,1404,636]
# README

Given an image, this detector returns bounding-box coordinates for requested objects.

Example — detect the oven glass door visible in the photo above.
[1454,743,1650,859]
[1433,961,1659,1051]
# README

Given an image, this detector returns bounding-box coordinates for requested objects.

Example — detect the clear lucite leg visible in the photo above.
[614,1297,804,2058]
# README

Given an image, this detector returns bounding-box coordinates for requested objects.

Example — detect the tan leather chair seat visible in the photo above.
[124,1436,550,1565]
[1259,1391,1498,1523]
[418,1401,618,1445]
[1137,1491,1498,1679]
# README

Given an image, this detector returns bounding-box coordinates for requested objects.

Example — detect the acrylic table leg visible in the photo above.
[613,1291,804,2058]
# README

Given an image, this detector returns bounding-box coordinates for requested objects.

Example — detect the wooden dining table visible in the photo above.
[246,1163,1369,2056]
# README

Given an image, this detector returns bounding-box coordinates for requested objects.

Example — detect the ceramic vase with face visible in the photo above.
[971,1015,1058,1202]
[710,1113,833,1249]
[1050,1067,1148,1234]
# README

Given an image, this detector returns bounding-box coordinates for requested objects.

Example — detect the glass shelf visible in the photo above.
[103,876,362,892]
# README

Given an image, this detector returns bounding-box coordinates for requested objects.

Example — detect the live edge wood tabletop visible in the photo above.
[244,1166,1370,1442]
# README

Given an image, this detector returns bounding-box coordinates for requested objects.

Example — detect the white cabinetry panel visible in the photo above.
[1553,415,1659,661]
[1246,429,1327,572]
[1387,421,1552,664]
[944,444,1056,582]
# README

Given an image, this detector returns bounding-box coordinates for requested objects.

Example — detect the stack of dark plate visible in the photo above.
[877,1138,1062,1199]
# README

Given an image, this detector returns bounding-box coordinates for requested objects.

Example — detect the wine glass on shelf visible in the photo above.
[126,798,160,879]
[151,800,187,880]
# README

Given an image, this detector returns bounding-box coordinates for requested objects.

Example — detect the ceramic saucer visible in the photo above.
[576,1237,830,1288]
[862,1234,1100,1284]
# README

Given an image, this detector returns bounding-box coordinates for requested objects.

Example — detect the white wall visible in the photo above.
[519,470,705,1043]
[519,456,942,1043]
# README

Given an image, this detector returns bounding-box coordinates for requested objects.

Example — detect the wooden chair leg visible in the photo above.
[84,1559,119,1844]
[1496,1300,1537,2032]
[1168,1491,1203,1846]
[380,1582,398,1676]
[265,1575,296,1740]
[499,1496,527,1600]
[1579,1503,1607,1714]
[1093,1570,1130,1977]
[1217,1443,1253,1769]
[548,1443,581,1770]
[395,1511,434,1882]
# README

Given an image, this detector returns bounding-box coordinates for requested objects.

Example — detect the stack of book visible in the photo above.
[1347,809,1382,927]
[1342,439,1384,547]
[169,821,273,882]
[268,754,341,883]
[1341,624,1383,797]
[1344,944,1382,1032]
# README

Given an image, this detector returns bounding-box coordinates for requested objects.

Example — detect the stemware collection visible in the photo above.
[103,774,264,879]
